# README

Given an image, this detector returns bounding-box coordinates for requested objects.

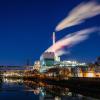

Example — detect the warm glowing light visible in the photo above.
[86,72,95,77]
[78,73,83,77]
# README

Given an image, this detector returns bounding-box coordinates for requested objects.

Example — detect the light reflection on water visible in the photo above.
[0,78,99,100]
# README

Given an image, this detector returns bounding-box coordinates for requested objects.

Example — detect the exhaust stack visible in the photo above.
[53,32,56,45]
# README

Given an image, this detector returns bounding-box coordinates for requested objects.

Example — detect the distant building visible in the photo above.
[0,65,26,71]
[59,60,87,68]
[33,61,41,71]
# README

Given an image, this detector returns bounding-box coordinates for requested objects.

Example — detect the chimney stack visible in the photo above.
[53,32,56,45]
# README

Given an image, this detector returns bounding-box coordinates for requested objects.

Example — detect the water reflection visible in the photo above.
[24,80,99,100]
[0,77,100,100]
[3,78,23,84]
[24,80,69,96]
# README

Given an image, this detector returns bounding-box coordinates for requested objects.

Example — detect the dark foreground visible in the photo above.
[0,77,100,100]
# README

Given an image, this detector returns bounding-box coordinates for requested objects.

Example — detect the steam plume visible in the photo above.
[55,50,70,57]
[56,1,100,31]
[46,28,97,56]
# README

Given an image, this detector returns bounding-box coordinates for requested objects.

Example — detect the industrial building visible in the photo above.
[40,32,60,72]
[40,52,55,66]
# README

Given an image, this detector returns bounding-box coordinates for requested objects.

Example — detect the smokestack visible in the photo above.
[53,32,56,45]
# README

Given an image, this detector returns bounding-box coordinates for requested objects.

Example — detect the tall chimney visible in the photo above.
[53,32,56,45]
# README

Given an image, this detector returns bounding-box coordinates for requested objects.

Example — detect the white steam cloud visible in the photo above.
[46,28,97,56]
[42,1,100,57]
[56,1,100,31]
[55,50,70,57]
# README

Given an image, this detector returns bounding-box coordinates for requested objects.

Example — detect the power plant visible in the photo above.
[40,32,59,62]
[40,32,60,72]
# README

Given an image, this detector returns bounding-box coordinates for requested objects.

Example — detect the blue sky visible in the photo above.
[0,0,100,65]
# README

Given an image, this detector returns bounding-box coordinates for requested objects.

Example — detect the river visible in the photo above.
[0,77,99,100]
